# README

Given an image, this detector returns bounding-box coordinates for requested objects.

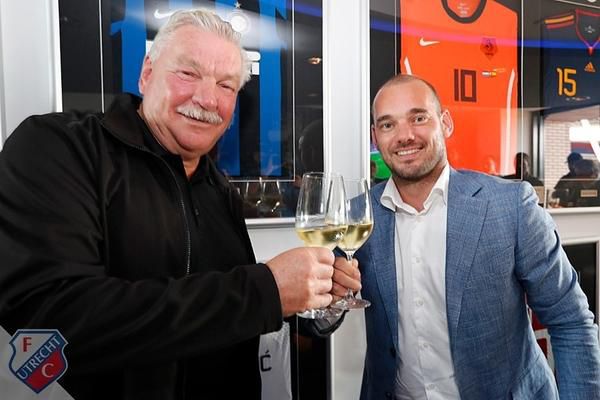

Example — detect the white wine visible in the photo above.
[339,222,373,252]
[296,225,348,250]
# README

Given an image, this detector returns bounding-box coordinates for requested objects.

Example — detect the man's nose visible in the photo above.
[393,122,415,143]
[192,79,218,111]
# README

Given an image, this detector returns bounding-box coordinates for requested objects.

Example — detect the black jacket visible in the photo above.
[0,94,283,399]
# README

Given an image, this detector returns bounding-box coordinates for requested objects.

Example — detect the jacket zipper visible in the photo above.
[164,165,192,275]
[125,144,192,276]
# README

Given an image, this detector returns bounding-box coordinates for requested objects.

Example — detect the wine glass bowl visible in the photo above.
[296,222,347,250]
[333,178,373,310]
[295,172,348,319]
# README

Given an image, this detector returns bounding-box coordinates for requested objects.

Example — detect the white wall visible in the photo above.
[0,0,59,147]
[551,209,600,242]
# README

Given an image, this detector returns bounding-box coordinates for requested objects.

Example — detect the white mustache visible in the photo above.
[177,104,223,125]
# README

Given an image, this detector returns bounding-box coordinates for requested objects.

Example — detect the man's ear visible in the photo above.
[138,56,153,95]
[371,125,379,150]
[441,109,454,139]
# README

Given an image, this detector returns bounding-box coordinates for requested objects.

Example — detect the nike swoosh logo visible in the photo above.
[419,38,440,47]
[154,9,175,19]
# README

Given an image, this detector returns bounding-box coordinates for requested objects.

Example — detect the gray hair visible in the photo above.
[147,9,251,89]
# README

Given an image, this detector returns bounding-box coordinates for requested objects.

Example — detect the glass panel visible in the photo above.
[59,0,324,220]
[544,107,600,208]
[370,0,522,179]
[59,2,328,395]
[566,242,599,322]
[369,1,397,184]
[538,1,600,209]
[369,0,600,209]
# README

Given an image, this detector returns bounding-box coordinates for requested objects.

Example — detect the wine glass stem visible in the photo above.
[344,252,355,299]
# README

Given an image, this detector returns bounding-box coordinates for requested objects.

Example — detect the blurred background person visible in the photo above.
[482,154,499,176]
[570,158,600,207]
[552,151,583,207]
[503,151,543,186]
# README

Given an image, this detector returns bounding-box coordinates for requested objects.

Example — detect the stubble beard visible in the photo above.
[391,134,447,182]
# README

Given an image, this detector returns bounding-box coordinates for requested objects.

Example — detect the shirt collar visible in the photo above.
[380,163,450,213]
[428,163,449,207]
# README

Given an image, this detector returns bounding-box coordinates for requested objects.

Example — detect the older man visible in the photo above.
[0,9,359,400]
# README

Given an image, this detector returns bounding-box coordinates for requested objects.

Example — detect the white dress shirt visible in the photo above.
[380,165,461,400]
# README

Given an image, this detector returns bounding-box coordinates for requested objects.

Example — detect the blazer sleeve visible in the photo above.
[515,182,600,399]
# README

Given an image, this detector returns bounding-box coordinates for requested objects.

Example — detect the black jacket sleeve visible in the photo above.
[0,115,282,373]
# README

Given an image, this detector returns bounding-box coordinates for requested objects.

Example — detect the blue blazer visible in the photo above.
[355,169,600,400]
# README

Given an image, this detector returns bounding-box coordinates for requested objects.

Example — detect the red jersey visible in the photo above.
[400,0,519,174]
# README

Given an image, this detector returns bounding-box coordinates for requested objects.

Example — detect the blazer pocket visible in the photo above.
[509,355,558,399]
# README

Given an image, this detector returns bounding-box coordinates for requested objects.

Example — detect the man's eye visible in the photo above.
[412,114,429,124]
[378,122,393,131]
[219,83,236,92]
[177,70,196,80]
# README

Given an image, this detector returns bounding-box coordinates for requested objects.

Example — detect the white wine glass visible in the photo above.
[295,172,348,319]
[332,178,373,310]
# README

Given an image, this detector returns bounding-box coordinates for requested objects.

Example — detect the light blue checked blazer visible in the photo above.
[355,168,600,400]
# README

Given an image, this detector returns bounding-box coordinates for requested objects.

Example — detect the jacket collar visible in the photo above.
[369,181,400,350]
[101,93,147,148]
[100,93,233,192]
[445,169,487,350]
[370,169,488,353]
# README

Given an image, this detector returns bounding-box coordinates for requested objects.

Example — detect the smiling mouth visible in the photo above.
[395,148,420,156]
[180,113,209,124]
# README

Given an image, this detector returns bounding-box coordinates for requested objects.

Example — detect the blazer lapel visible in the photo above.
[445,170,488,349]
[369,184,399,348]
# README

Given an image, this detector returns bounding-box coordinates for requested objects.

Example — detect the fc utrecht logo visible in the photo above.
[8,329,68,393]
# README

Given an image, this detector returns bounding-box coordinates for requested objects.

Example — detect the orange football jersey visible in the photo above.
[400,0,519,174]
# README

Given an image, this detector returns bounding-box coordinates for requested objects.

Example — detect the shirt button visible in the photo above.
[426,384,436,391]
[414,257,421,264]
[420,342,429,350]
[415,298,424,307]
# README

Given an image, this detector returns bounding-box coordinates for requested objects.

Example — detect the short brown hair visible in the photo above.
[373,74,442,115]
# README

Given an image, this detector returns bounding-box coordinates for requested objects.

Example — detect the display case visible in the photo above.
[369,0,600,209]
[58,0,325,223]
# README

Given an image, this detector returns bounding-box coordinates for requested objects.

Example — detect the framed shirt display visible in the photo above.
[542,8,599,112]
[398,0,521,175]
[370,0,600,210]
[58,0,324,220]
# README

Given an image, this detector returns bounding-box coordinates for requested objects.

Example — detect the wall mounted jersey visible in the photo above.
[542,8,599,112]
[399,0,519,174]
